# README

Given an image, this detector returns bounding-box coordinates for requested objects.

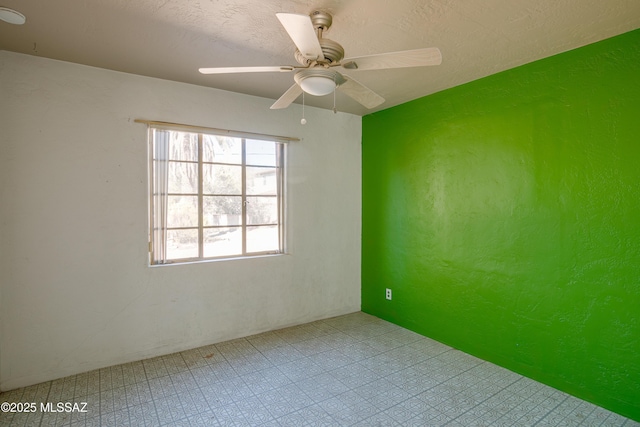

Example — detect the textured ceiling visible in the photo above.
[1,0,639,115]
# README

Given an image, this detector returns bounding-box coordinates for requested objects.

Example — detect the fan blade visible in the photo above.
[341,47,441,71]
[199,66,294,74]
[270,84,303,109]
[338,75,385,109]
[276,13,324,61]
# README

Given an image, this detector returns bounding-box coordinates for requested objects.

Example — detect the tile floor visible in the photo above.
[0,312,638,427]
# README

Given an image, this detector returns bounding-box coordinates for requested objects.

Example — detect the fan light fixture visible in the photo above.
[0,7,26,25]
[294,69,339,97]
[299,76,336,96]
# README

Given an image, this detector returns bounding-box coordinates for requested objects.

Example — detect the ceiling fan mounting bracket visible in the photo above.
[310,11,332,32]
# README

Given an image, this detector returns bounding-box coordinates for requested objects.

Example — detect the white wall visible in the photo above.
[0,51,362,391]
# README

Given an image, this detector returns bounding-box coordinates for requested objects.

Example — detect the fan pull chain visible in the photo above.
[301,92,307,125]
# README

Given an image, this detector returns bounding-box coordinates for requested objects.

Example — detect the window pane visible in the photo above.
[166,229,198,260]
[203,164,242,194]
[203,196,242,226]
[150,126,284,264]
[169,132,198,161]
[167,195,198,227]
[246,140,277,166]
[204,227,242,257]
[203,135,242,164]
[247,167,277,195]
[247,225,279,253]
[168,161,198,194]
[247,196,278,225]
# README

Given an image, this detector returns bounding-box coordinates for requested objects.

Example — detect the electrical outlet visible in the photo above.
[385,288,392,300]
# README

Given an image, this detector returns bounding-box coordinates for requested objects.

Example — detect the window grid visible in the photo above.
[150,129,284,265]
[241,141,247,255]
[197,133,204,259]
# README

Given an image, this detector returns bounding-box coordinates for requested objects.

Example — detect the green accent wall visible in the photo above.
[362,29,640,420]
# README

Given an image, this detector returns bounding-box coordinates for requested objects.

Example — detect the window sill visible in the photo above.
[148,252,288,267]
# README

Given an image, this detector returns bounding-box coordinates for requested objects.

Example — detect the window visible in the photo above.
[148,125,285,264]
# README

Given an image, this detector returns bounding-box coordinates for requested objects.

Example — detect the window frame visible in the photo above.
[147,123,288,265]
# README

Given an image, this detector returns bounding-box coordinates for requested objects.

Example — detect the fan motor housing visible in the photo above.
[320,38,344,63]
[295,38,344,65]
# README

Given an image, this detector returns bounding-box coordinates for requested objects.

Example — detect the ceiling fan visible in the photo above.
[199,11,442,110]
